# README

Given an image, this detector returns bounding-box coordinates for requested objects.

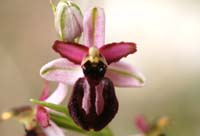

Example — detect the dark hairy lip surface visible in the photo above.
[68,77,118,131]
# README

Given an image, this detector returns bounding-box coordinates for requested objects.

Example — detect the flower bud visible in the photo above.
[54,0,83,42]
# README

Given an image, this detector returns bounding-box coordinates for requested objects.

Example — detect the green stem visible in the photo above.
[30,99,68,115]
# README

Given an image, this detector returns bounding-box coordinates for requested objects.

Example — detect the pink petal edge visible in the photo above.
[36,106,50,128]
[83,7,105,48]
[135,115,149,133]
[45,83,67,105]
[40,58,84,85]
[39,81,50,101]
[100,42,137,64]
[106,61,145,87]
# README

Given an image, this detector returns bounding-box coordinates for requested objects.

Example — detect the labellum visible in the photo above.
[68,47,118,131]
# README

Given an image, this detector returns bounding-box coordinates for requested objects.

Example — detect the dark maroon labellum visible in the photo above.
[68,77,118,131]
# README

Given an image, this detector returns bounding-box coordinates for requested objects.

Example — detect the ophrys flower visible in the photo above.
[40,7,145,131]
[132,115,170,136]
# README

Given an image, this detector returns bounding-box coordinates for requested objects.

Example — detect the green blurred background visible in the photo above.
[0,0,200,135]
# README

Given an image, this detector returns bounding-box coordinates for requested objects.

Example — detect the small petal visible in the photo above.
[42,120,65,136]
[106,62,145,87]
[55,0,83,42]
[135,115,149,133]
[40,58,83,85]
[100,42,137,64]
[156,116,171,129]
[53,40,88,64]
[45,83,67,105]
[83,7,105,48]
[39,81,50,101]
[36,106,50,128]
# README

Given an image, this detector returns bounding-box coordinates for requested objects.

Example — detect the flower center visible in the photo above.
[82,61,107,83]
[81,47,107,84]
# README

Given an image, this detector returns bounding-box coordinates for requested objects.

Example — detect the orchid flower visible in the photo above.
[40,7,145,131]
[131,115,170,136]
[0,82,67,136]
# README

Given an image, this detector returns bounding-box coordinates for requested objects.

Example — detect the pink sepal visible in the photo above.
[106,62,145,87]
[83,7,105,48]
[36,106,50,128]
